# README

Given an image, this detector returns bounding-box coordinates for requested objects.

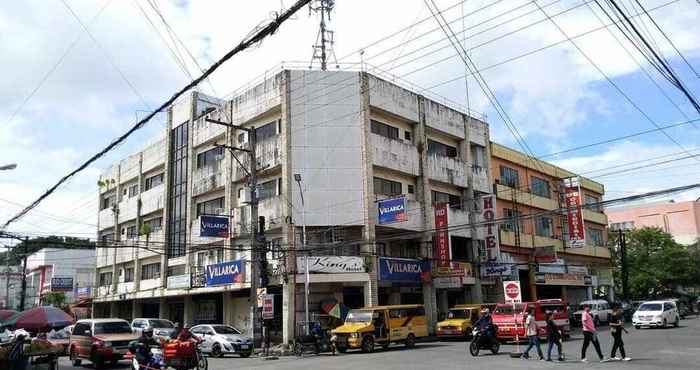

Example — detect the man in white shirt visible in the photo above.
[520,309,544,360]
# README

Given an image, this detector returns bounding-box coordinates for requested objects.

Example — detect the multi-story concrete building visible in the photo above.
[24,247,96,307]
[93,70,492,343]
[1,266,22,310]
[489,143,612,305]
[607,199,700,245]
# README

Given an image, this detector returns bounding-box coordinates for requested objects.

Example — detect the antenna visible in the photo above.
[308,0,338,70]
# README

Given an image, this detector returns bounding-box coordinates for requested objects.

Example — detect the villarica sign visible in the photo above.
[206,260,245,286]
[378,197,407,225]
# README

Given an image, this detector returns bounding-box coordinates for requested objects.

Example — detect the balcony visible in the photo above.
[583,209,607,225]
[233,136,282,182]
[120,154,141,183]
[117,282,135,294]
[139,230,164,259]
[427,155,468,187]
[494,183,559,210]
[115,239,138,264]
[118,196,138,222]
[469,119,488,146]
[424,99,466,139]
[140,185,165,215]
[368,75,419,122]
[192,162,225,196]
[447,206,471,238]
[140,278,161,291]
[142,139,166,173]
[471,166,490,194]
[370,134,420,176]
[98,208,114,229]
[234,196,283,235]
[192,113,226,147]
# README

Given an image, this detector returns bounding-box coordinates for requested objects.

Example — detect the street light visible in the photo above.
[0,163,17,171]
[294,173,310,335]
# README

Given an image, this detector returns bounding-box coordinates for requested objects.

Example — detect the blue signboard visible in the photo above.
[200,215,229,237]
[378,257,429,282]
[206,260,245,286]
[378,197,407,225]
[51,277,73,291]
[75,286,92,298]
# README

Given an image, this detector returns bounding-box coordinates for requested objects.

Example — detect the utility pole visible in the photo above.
[619,229,628,301]
[309,0,337,70]
[4,248,10,309]
[19,237,28,311]
[208,118,260,345]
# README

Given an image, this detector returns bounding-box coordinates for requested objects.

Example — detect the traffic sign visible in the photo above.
[503,280,522,303]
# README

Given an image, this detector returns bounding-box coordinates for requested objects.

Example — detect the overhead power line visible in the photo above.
[0,0,312,231]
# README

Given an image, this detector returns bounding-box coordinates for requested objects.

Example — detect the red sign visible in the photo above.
[563,178,586,248]
[434,203,450,268]
[503,280,522,303]
[481,195,500,261]
[262,294,274,320]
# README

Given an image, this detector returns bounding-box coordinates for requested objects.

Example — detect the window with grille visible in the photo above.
[124,268,134,282]
[427,139,458,158]
[586,228,604,246]
[126,226,137,239]
[255,121,278,141]
[371,120,400,140]
[168,122,189,258]
[431,190,462,209]
[258,179,278,200]
[499,166,519,188]
[144,217,163,232]
[196,197,225,217]
[501,208,523,232]
[196,147,223,169]
[141,263,161,280]
[145,173,164,190]
[374,177,402,196]
[531,176,550,199]
[471,144,486,168]
[535,216,553,237]
[99,272,113,286]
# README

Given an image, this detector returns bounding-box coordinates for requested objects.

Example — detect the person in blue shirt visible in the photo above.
[473,308,496,344]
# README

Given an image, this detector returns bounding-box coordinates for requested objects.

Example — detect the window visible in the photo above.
[132,320,144,329]
[196,147,223,169]
[73,323,90,336]
[586,228,604,246]
[255,121,278,141]
[373,177,402,196]
[431,190,462,209]
[501,208,523,232]
[471,144,486,169]
[404,131,412,141]
[371,120,399,140]
[168,122,189,258]
[144,173,164,190]
[141,263,161,280]
[407,184,415,194]
[124,268,134,282]
[259,179,278,200]
[126,226,137,239]
[270,238,283,259]
[101,195,115,210]
[128,184,139,198]
[450,236,472,262]
[144,217,163,232]
[196,197,225,217]
[531,176,550,198]
[535,216,553,237]
[427,139,458,158]
[100,233,114,245]
[99,272,112,286]
[167,265,185,277]
[584,194,601,211]
[499,166,519,188]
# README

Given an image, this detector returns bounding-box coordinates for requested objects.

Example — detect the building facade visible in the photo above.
[607,199,700,245]
[93,70,493,343]
[1,266,22,310]
[489,143,612,305]
[24,248,96,307]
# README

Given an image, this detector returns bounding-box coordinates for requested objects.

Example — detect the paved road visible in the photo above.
[59,316,700,370]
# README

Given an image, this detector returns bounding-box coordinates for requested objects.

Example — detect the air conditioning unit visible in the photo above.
[239,188,252,204]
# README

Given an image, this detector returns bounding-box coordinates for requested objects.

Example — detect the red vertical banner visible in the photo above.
[434,203,450,268]
[563,177,586,248]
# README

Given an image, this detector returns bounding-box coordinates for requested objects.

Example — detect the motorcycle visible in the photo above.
[131,346,166,370]
[129,340,207,370]
[293,330,336,357]
[469,327,500,356]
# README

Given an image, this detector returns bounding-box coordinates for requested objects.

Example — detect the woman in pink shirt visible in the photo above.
[580,305,605,362]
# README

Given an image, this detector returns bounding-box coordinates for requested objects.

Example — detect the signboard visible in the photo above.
[199,215,230,237]
[378,257,429,282]
[377,196,407,224]
[205,260,245,286]
[534,246,557,263]
[433,276,462,289]
[435,261,472,278]
[480,262,512,277]
[296,256,364,274]
[434,203,450,268]
[256,288,267,307]
[480,195,500,261]
[262,294,274,320]
[563,177,586,248]
[50,277,73,292]
[503,280,522,303]
[167,274,191,289]
[74,286,92,298]
[535,272,590,286]
[567,265,589,275]
[538,259,566,274]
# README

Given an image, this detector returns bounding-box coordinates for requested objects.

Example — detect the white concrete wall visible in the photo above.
[426,155,468,188]
[368,75,419,122]
[469,119,488,147]
[472,166,491,194]
[119,196,139,222]
[141,186,165,215]
[448,207,471,238]
[120,153,141,184]
[231,73,282,126]
[290,70,365,226]
[192,112,226,147]
[424,100,466,139]
[370,133,420,176]
[142,139,166,173]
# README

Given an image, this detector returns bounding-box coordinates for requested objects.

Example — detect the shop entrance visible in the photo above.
[519,269,533,302]
[169,301,185,325]
[342,287,364,309]
[536,285,562,300]
[142,303,159,318]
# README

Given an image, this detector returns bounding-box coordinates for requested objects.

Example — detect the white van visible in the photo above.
[573,299,612,326]
[632,300,680,329]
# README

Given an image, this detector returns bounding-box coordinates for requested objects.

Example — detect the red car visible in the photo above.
[69,319,138,368]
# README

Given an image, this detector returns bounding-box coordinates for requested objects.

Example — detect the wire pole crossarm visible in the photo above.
[206,118,253,132]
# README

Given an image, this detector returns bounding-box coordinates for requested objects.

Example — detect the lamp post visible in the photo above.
[0,163,17,171]
[294,173,309,335]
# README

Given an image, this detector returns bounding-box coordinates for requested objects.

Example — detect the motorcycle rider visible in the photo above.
[473,308,497,345]
[135,327,161,368]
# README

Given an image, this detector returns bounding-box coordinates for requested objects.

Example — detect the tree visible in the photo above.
[610,227,695,299]
[43,292,67,308]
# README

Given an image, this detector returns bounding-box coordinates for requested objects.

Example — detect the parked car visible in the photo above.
[131,318,177,338]
[572,300,612,326]
[190,324,253,358]
[69,318,139,368]
[633,300,680,329]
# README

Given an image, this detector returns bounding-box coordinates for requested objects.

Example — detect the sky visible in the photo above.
[1,0,699,241]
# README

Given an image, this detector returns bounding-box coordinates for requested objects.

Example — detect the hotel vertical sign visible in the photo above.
[481,194,500,261]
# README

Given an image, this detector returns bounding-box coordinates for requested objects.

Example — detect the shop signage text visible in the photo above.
[50,277,73,292]
[379,257,429,282]
[167,274,191,289]
[481,262,511,277]
[535,272,593,286]
[434,203,450,268]
[378,196,407,225]
[563,177,586,248]
[297,256,364,274]
[262,294,274,320]
[206,260,245,286]
[433,276,462,289]
[480,195,500,261]
[200,215,229,237]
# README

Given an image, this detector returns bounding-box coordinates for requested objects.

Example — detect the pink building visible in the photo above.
[606,199,700,245]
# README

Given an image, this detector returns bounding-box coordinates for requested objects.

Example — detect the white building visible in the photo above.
[1,266,22,310]
[25,247,96,307]
[94,69,492,344]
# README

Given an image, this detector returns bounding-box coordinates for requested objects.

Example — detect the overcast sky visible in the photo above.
[1,0,699,241]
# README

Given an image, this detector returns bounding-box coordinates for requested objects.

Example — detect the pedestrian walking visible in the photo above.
[580,304,606,363]
[520,310,544,360]
[609,305,631,361]
[545,312,564,362]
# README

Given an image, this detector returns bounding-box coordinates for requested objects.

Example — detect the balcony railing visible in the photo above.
[192,161,225,196]
[370,134,420,176]
[471,165,490,194]
[427,155,468,187]
[233,136,281,181]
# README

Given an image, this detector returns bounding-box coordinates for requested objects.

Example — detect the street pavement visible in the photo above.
[59,316,700,370]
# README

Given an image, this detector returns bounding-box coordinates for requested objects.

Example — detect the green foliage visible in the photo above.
[610,227,697,299]
[42,292,67,308]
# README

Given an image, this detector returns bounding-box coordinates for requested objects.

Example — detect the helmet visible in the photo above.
[143,327,154,336]
[183,324,191,329]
